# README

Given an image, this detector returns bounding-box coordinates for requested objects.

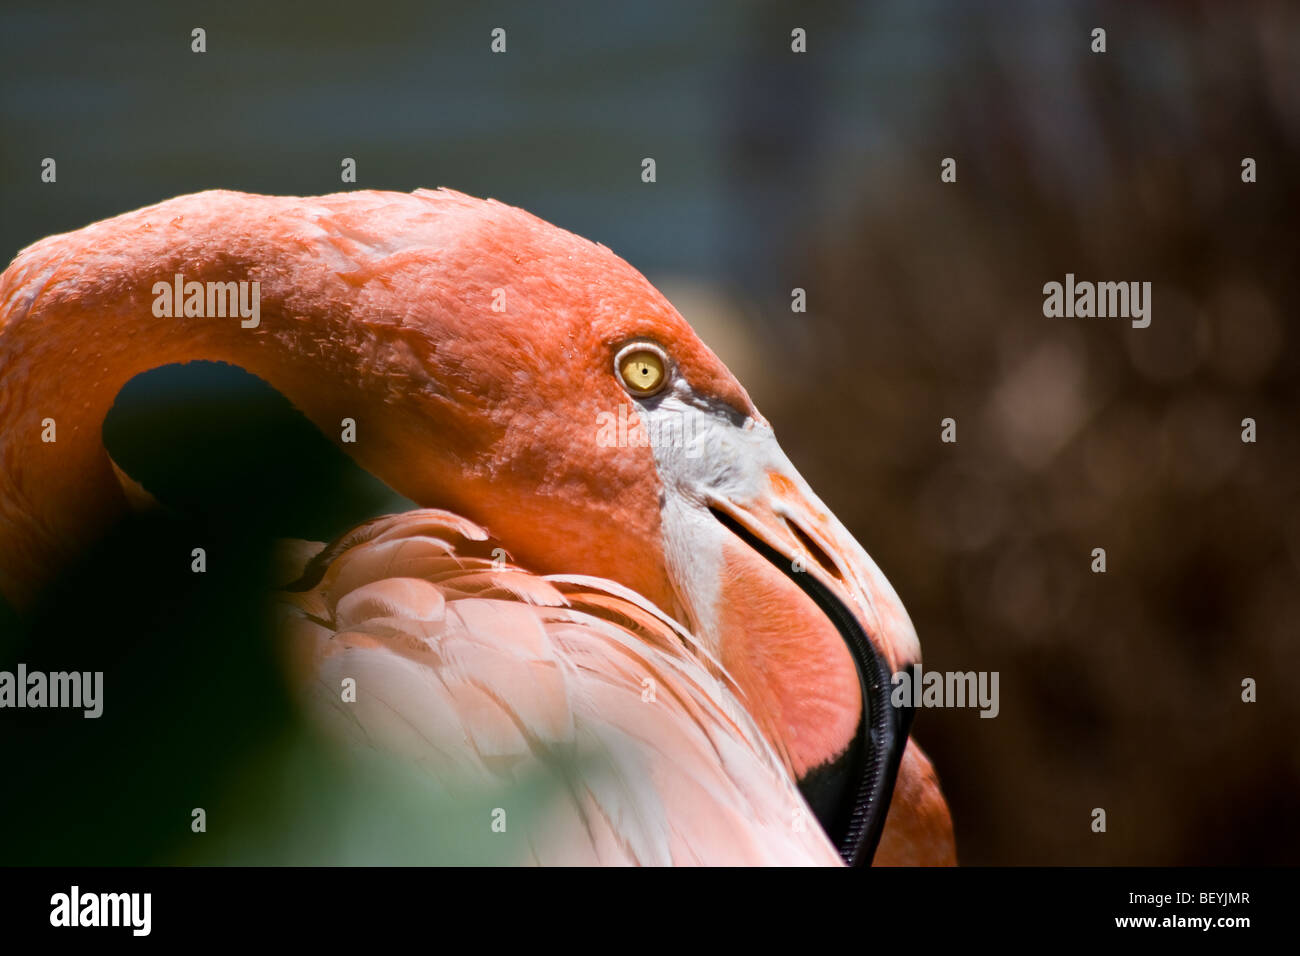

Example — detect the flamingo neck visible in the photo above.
[0,194,439,607]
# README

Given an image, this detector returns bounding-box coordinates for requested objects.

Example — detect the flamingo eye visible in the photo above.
[615,343,668,397]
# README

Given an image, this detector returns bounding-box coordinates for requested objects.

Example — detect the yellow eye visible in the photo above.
[616,344,668,396]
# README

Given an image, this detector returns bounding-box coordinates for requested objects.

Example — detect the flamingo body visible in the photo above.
[0,189,955,866]
[279,509,843,865]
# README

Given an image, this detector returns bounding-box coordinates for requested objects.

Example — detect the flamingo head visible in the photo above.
[302,189,921,863]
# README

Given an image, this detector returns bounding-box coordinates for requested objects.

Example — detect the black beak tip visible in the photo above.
[708,505,914,867]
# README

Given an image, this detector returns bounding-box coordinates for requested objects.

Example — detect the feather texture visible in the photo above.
[277,509,844,865]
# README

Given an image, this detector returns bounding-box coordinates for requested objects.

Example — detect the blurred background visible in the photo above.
[1,0,1297,864]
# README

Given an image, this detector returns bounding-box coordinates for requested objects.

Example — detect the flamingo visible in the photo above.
[0,189,955,866]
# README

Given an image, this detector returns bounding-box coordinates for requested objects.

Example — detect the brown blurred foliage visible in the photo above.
[752,2,1300,863]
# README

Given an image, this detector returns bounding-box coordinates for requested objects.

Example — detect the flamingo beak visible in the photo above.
[706,463,920,866]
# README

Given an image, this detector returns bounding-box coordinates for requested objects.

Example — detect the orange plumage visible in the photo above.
[0,189,954,865]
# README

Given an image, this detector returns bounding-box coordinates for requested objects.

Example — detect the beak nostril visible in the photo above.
[785,519,841,582]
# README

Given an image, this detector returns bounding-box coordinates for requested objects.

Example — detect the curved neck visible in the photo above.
[1,189,683,620]
[0,193,442,607]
